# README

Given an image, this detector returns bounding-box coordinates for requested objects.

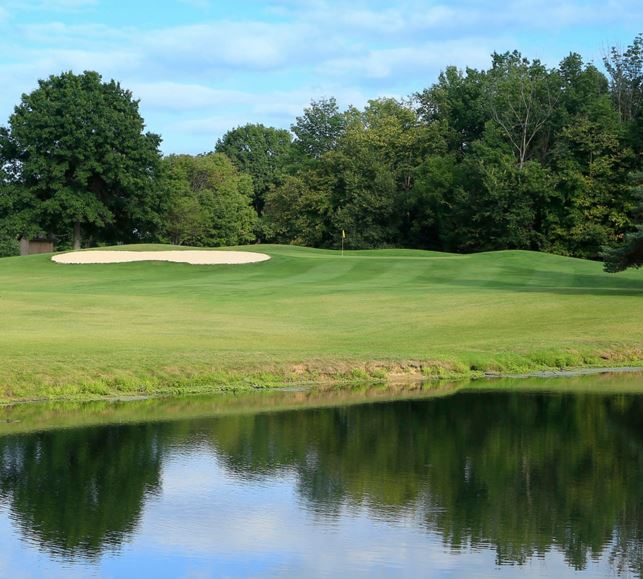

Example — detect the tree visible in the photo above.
[540,62,635,260]
[0,71,162,249]
[159,153,257,247]
[557,53,609,122]
[485,52,559,169]
[215,124,294,213]
[316,99,426,248]
[406,152,457,249]
[416,65,487,155]
[603,34,643,124]
[603,222,643,272]
[292,97,353,159]
[603,171,643,271]
[162,195,211,246]
[0,169,24,256]
[263,174,331,246]
[439,132,552,253]
[604,34,643,155]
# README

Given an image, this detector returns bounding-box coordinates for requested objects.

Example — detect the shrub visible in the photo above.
[0,238,19,257]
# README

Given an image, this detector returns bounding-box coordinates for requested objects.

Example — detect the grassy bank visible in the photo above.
[0,244,641,402]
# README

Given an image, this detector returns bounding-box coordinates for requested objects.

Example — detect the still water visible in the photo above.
[0,375,640,578]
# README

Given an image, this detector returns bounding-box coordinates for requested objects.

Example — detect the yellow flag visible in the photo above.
[342,230,346,239]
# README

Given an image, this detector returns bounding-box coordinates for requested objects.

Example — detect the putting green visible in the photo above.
[0,244,641,400]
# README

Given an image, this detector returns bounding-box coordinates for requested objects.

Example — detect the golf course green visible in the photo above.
[0,244,641,401]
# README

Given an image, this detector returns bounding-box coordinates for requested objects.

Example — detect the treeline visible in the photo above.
[1,35,641,269]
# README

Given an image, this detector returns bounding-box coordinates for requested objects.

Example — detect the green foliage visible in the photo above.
[549,94,633,258]
[603,33,643,125]
[458,146,552,251]
[603,171,643,271]
[0,71,162,247]
[292,97,353,158]
[0,237,19,257]
[603,224,643,272]
[416,65,487,153]
[215,123,294,213]
[268,97,427,248]
[319,148,399,248]
[158,153,257,246]
[162,195,211,246]
[0,167,39,245]
[603,33,643,158]
[1,36,641,261]
[485,51,559,168]
[0,180,28,257]
[262,38,640,256]
[263,175,331,246]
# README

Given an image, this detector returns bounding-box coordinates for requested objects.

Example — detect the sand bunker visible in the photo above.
[52,250,271,265]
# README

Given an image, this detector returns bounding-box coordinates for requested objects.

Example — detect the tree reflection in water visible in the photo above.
[0,391,639,576]
[206,393,642,575]
[0,423,163,559]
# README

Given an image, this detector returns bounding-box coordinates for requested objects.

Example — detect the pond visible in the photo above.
[0,373,641,578]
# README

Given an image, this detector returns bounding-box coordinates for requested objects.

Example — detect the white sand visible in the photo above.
[52,250,271,265]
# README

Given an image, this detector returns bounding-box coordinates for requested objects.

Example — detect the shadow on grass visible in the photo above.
[428,266,643,296]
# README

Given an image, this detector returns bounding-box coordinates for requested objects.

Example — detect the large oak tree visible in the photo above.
[0,70,162,249]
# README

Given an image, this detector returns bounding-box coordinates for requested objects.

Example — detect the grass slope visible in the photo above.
[0,244,641,401]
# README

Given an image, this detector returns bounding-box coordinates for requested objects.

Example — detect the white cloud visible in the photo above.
[33,48,142,75]
[18,21,129,45]
[130,82,252,111]
[139,20,339,72]
[3,0,97,12]
[162,84,368,127]
[276,0,643,37]
[171,115,250,137]
[151,84,371,153]
[331,8,408,34]
[16,18,343,75]
[46,0,97,7]
[0,0,640,154]
[178,0,210,8]
[320,38,497,82]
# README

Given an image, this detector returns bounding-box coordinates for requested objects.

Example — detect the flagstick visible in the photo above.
[341,235,344,257]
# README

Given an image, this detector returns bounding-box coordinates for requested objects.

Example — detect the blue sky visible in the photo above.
[0,0,641,154]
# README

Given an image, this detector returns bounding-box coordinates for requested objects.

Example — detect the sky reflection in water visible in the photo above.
[0,382,640,578]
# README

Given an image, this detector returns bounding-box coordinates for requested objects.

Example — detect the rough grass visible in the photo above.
[0,243,641,401]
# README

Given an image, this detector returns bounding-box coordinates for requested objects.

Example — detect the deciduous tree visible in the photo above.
[485,52,559,169]
[215,124,294,213]
[603,171,643,271]
[159,153,257,247]
[0,71,162,249]
[292,97,353,159]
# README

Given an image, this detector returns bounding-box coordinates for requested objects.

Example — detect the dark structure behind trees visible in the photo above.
[19,238,55,256]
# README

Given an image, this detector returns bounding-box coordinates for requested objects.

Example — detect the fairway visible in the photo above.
[0,244,642,400]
